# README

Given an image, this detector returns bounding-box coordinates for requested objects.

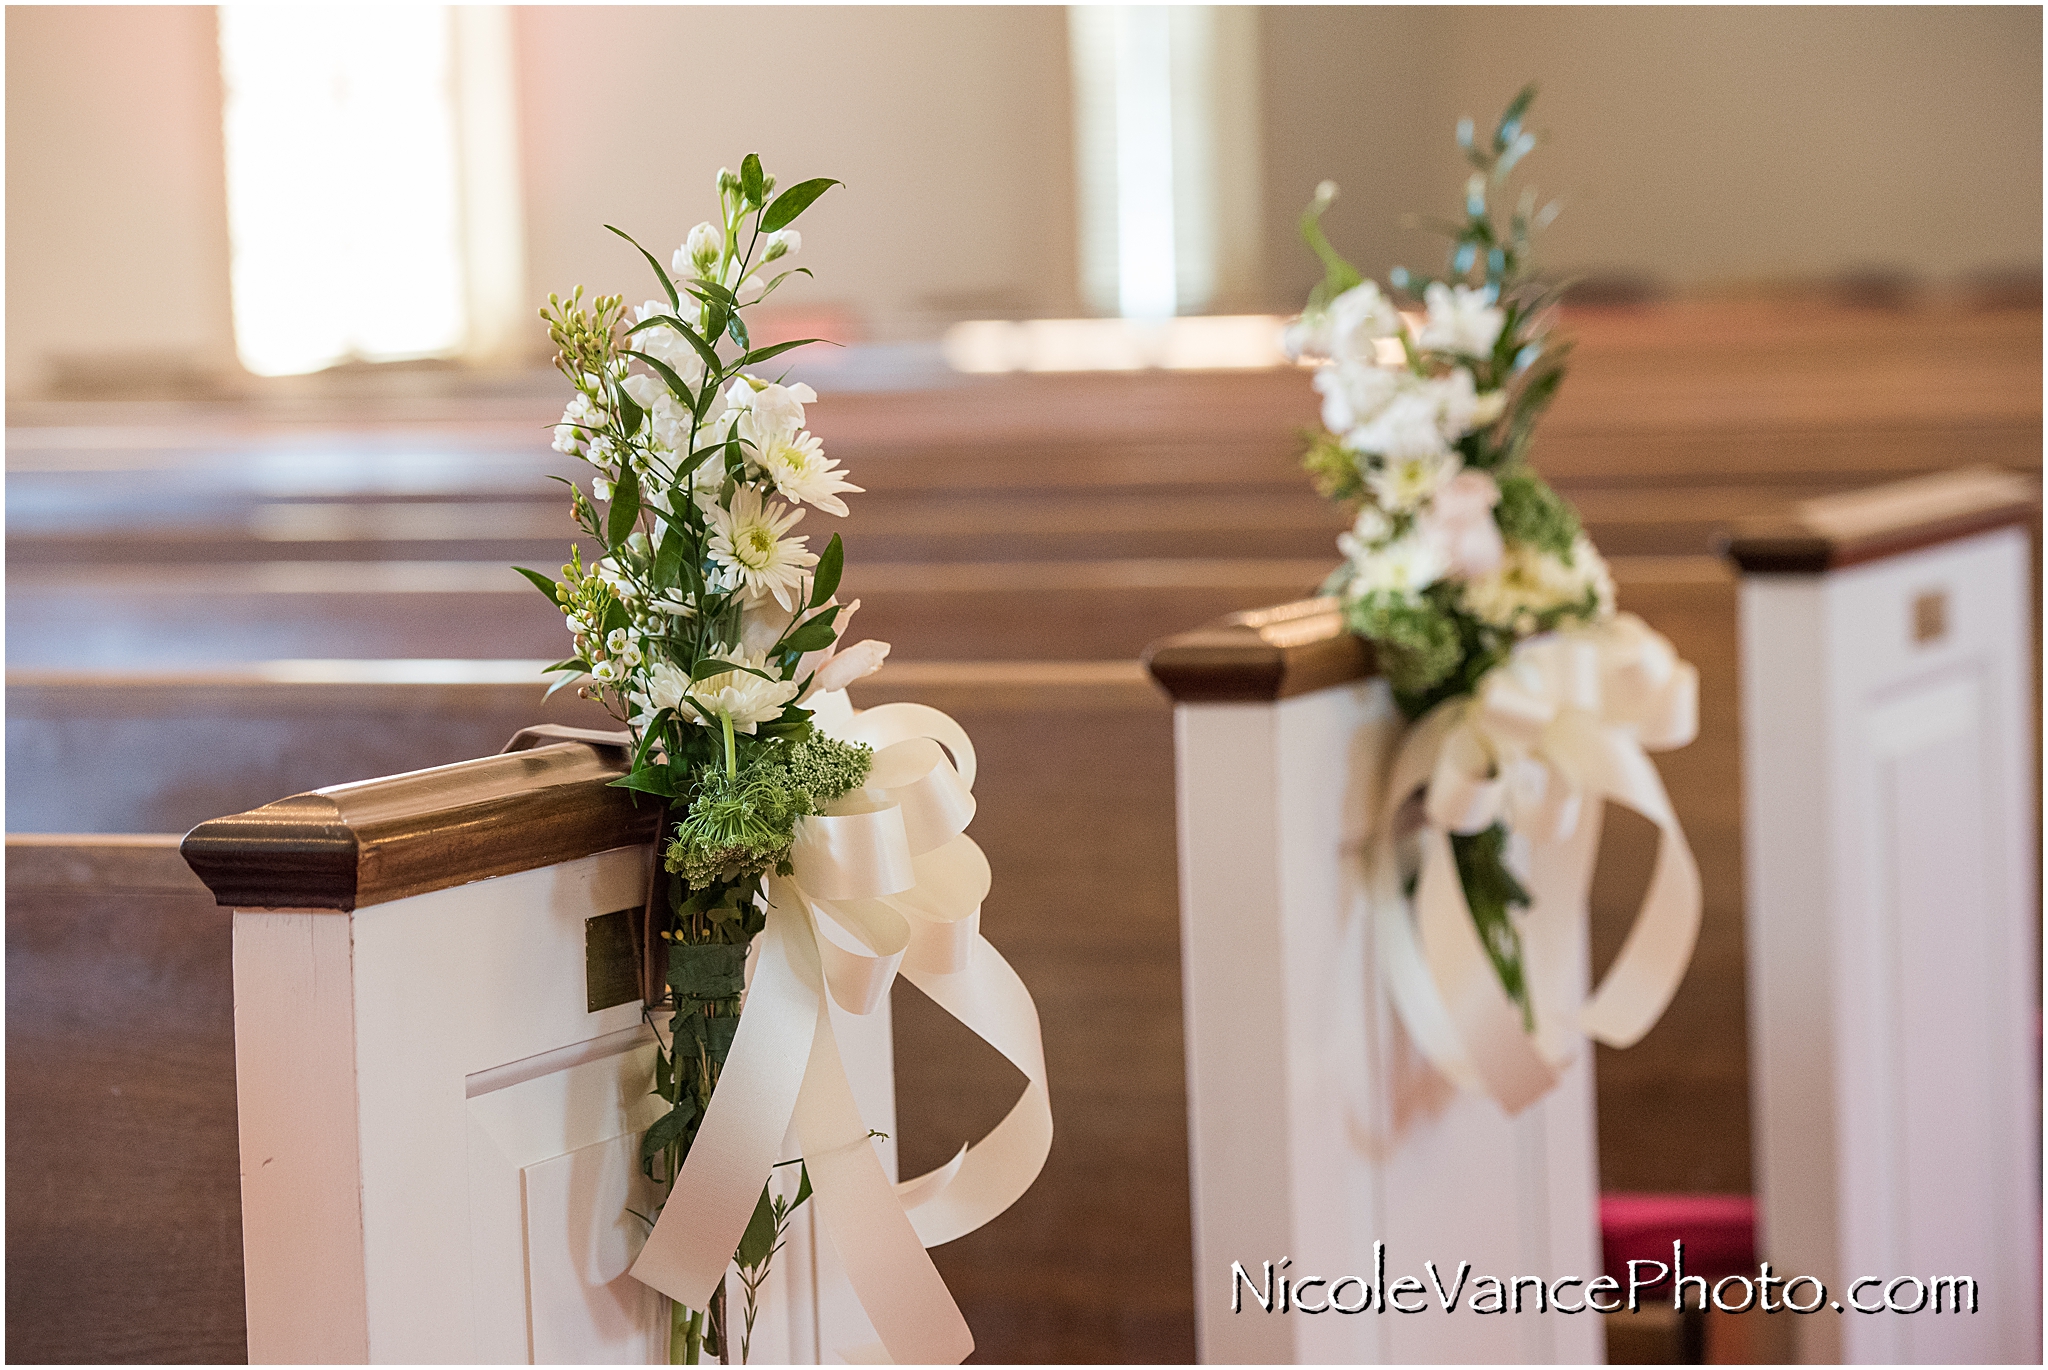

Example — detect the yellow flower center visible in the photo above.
[736,525,777,568]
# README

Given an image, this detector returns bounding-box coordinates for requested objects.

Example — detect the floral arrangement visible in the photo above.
[520,154,876,1363]
[1289,89,1701,1089]
[522,156,1051,1369]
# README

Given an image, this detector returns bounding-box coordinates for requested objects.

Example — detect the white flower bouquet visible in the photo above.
[1291,90,1703,1099]
[523,155,870,1362]
[523,157,1051,1368]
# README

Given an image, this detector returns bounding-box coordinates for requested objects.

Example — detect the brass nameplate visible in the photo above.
[1912,589,1949,644]
[585,907,643,1013]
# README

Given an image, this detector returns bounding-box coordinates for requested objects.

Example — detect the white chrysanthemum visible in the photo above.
[1417,282,1505,357]
[756,428,860,517]
[706,486,818,611]
[1347,530,1449,599]
[680,650,801,734]
[1460,535,1615,635]
[1365,447,1461,515]
[1422,368,1483,441]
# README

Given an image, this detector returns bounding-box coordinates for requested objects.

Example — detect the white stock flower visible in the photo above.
[681,650,801,734]
[1313,360,1403,437]
[728,377,817,441]
[631,302,707,384]
[706,485,818,611]
[1349,390,1453,464]
[757,428,860,517]
[1422,367,1483,441]
[763,229,801,262]
[676,222,722,279]
[1417,282,1505,357]
[1335,503,1394,562]
[1347,530,1449,599]
[1326,281,1404,363]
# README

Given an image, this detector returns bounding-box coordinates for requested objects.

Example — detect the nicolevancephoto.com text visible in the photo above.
[1231,1244,1980,1319]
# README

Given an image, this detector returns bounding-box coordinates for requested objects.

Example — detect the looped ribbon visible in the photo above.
[630,689,1052,1364]
[1367,612,1704,1114]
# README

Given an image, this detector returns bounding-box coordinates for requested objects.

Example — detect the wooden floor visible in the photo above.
[5,297,2038,1363]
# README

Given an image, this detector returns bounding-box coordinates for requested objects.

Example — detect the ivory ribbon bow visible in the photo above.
[630,690,1051,1364]
[1368,613,1703,1114]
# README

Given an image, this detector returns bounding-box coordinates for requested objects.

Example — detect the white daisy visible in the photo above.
[755,428,861,517]
[1365,447,1461,514]
[705,486,818,611]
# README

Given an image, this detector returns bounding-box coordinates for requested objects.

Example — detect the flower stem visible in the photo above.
[721,711,736,778]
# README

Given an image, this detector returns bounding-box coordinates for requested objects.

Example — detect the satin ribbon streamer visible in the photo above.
[631,690,1052,1364]
[1368,613,1704,1114]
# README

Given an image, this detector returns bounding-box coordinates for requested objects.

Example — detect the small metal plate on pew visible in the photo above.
[585,908,643,1012]
[1912,589,1949,644]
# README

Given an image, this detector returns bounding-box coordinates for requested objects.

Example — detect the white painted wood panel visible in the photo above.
[1173,681,1605,1364]
[233,844,894,1362]
[1741,527,2039,1364]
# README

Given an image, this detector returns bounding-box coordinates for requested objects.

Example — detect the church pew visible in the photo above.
[4,674,1196,1365]
[6,835,247,1364]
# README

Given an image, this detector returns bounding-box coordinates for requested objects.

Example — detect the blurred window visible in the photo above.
[218,6,520,377]
[1068,7,1260,320]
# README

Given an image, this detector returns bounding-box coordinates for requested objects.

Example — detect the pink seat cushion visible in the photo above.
[1601,1192,1756,1286]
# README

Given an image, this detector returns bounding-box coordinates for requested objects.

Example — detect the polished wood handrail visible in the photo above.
[180,740,661,911]
[1721,466,2040,573]
[1142,596,1375,703]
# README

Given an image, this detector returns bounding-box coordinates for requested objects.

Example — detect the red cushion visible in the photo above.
[1600,1192,1756,1286]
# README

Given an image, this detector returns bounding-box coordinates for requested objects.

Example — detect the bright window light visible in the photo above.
[1110,7,1178,320]
[218,6,468,376]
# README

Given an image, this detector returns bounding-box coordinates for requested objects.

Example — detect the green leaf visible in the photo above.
[1451,822,1534,1031]
[726,310,750,351]
[543,656,587,674]
[513,566,562,604]
[780,609,840,656]
[794,1162,812,1207]
[610,766,676,798]
[690,657,777,683]
[642,1097,699,1160]
[810,534,843,608]
[606,224,679,313]
[654,524,687,587]
[670,317,726,378]
[669,942,748,1001]
[544,670,587,701]
[759,267,813,303]
[742,337,828,368]
[617,386,644,439]
[761,178,841,232]
[622,348,700,413]
[741,153,765,207]
[736,1184,779,1269]
[606,464,642,548]
[602,596,632,637]
[687,278,739,309]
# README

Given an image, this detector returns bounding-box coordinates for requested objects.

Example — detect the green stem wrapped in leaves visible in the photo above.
[527,153,883,1363]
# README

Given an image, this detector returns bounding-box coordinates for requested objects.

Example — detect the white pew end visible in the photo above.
[1728,467,2040,1364]
[181,731,893,1363]
[1147,600,1604,1365]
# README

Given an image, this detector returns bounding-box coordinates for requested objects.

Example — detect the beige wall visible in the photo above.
[5,6,2040,397]
[513,6,1078,348]
[5,6,236,394]
[1260,5,2043,307]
